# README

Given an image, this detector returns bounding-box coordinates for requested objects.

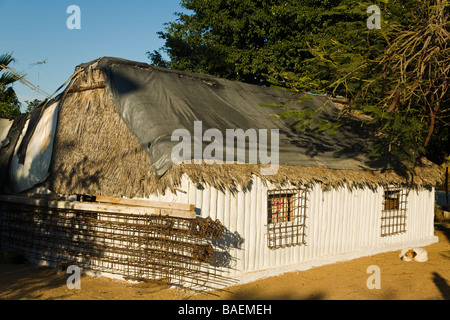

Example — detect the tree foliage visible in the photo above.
[261,0,450,165]
[305,0,450,164]
[151,0,365,83]
[380,0,450,156]
[151,0,450,165]
[0,53,22,116]
[24,99,41,113]
[0,85,21,116]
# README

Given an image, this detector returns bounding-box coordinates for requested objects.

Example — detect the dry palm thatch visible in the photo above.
[43,65,441,198]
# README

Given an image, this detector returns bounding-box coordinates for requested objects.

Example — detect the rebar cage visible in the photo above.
[381,187,408,237]
[0,201,225,289]
[267,188,308,249]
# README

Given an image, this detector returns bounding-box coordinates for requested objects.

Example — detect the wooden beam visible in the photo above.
[47,200,195,219]
[0,195,196,219]
[95,195,195,212]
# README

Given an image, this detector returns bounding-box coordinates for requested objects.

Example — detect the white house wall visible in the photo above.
[141,174,438,285]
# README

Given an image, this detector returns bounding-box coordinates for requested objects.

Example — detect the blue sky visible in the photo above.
[0,0,188,111]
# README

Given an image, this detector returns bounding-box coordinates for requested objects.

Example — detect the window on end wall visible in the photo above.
[381,187,408,237]
[267,188,308,249]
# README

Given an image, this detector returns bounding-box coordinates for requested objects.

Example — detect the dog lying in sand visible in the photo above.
[399,248,428,262]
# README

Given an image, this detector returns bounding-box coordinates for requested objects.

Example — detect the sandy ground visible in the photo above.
[0,221,449,301]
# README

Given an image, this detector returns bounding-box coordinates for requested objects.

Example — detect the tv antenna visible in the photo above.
[29,58,48,91]
[0,63,50,98]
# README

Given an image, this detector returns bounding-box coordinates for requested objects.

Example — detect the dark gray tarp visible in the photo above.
[1,99,61,194]
[16,100,48,165]
[0,115,28,193]
[79,57,374,177]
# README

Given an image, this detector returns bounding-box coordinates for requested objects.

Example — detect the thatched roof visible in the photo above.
[42,57,441,197]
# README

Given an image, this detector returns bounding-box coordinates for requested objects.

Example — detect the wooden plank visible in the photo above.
[95,195,195,212]
[47,200,196,219]
[47,200,158,214]
[0,195,196,219]
[160,208,196,219]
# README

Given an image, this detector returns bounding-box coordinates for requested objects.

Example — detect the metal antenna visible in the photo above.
[0,63,50,98]
[32,59,48,91]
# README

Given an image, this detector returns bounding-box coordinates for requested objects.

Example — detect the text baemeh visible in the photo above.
[177,304,272,317]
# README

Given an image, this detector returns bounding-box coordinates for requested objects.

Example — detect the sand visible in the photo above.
[0,222,448,301]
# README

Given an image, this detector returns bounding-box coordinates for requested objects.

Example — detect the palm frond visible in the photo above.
[0,53,15,69]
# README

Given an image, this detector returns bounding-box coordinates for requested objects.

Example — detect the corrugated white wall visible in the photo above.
[144,174,438,283]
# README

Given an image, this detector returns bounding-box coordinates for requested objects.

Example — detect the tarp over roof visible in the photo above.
[1,57,441,196]
[81,57,374,178]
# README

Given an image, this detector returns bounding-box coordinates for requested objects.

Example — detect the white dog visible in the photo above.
[399,248,428,262]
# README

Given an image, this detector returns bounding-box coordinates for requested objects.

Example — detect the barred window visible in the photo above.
[381,187,408,237]
[267,188,308,249]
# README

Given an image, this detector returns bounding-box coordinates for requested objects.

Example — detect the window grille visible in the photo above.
[381,187,408,237]
[267,188,308,249]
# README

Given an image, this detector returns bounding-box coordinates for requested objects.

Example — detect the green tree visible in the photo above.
[152,0,450,165]
[0,86,21,116]
[150,0,360,84]
[24,98,41,113]
[0,53,22,116]
[285,0,450,164]
[379,0,450,162]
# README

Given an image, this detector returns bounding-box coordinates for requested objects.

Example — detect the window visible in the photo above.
[381,187,408,237]
[267,188,308,249]
[268,191,293,224]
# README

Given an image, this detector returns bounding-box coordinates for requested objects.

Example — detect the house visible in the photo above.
[0,57,440,290]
